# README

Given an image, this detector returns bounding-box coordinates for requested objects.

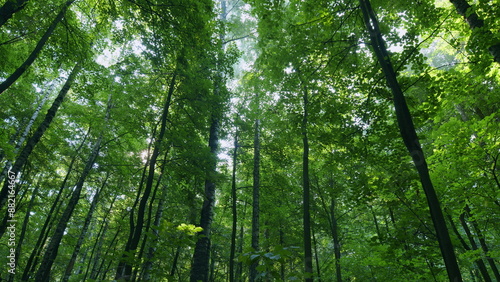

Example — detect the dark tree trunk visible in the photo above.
[85,195,116,280]
[0,89,50,184]
[141,181,168,280]
[62,175,107,282]
[190,116,219,282]
[331,198,342,282]
[7,179,39,282]
[250,119,260,281]
[0,0,75,94]
[34,95,111,281]
[0,63,81,211]
[301,85,313,281]
[449,0,500,64]
[0,0,29,28]
[459,212,491,281]
[465,205,500,280]
[21,127,89,281]
[359,1,462,281]
[229,135,238,282]
[115,73,176,280]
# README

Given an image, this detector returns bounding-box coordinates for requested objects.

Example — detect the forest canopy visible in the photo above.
[0,0,499,281]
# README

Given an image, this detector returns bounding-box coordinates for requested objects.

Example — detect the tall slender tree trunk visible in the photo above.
[250,119,260,281]
[464,205,500,280]
[62,175,107,282]
[229,134,238,282]
[141,181,168,280]
[449,0,500,64]
[0,0,29,28]
[458,212,491,281]
[190,116,219,282]
[331,198,342,282]
[34,94,111,281]
[0,63,81,227]
[21,128,89,281]
[191,1,226,279]
[0,0,75,94]
[359,1,462,280]
[0,88,50,183]
[86,195,116,280]
[116,73,176,280]
[7,178,39,282]
[301,84,313,281]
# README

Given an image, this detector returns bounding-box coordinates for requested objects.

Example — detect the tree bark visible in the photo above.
[229,135,238,282]
[0,88,50,184]
[0,63,81,228]
[449,0,500,64]
[34,94,111,281]
[0,0,75,94]
[465,205,500,281]
[301,84,313,281]
[250,119,260,281]
[459,212,491,281]
[359,1,462,281]
[62,175,107,282]
[190,116,219,282]
[7,178,39,282]
[0,0,29,28]
[116,73,176,280]
[20,128,89,281]
[331,198,342,282]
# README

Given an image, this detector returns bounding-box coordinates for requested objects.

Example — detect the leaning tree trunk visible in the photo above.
[0,88,50,183]
[449,0,500,64]
[464,205,500,280]
[250,119,260,282]
[0,63,80,216]
[359,0,462,281]
[459,212,491,281]
[33,94,111,281]
[62,175,107,282]
[21,128,89,281]
[115,73,176,280]
[0,0,29,28]
[0,0,75,94]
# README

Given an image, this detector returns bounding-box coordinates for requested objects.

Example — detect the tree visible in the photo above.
[358,0,462,280]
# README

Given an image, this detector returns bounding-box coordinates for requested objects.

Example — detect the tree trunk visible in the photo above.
[459,212,491,281]
[115,73,176,280]
[229,134,238,282]
[190,116,219,282]
[141,181,168,280]
[0,88,50,184]
[20,127,89,281]
[0,63,81,211]
[331,198,342,282]
[301,84,313,281]
[85,195,116,280]
[61,174,107,282]
[33,94,111,281]
[449,0,500,64]
[250,119,260,281]
[465,205,500,280]
[359,1,462,280]
[0,0,75,94]
[7,179,39,282]
[0,0,29,27]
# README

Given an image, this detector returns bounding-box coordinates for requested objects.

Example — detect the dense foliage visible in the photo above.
[0,0,498,281]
